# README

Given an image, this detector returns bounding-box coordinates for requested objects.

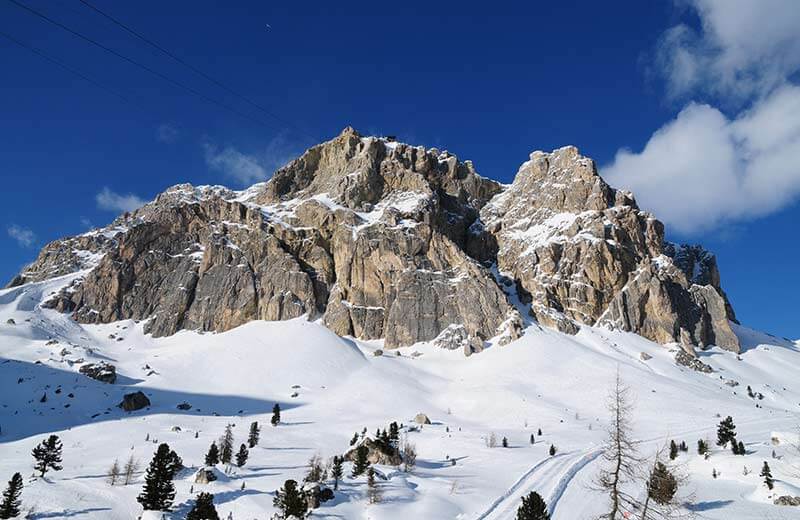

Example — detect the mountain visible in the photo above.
[2,128,799,519]
[8,127,739,354]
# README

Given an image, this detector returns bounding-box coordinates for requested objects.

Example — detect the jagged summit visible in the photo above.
[8,128,740,353]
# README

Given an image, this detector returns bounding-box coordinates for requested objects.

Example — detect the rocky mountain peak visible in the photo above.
[9,129,740,353]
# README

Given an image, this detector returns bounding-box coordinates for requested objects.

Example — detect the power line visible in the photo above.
[0,28,133,105]
[76,0,315,141]
[4,0,296,134]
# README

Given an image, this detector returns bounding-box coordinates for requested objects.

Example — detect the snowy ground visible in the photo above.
[0,274,799,519]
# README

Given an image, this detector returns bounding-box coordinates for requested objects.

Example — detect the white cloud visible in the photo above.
[7,225,36,248]
[605,85,800,233]
[203,134,300,186]
[96,187,146,213]
[658,0,800,100]
[156,123,179,144]
[605,0,800,235]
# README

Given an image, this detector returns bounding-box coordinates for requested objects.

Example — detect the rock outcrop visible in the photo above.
[9,129,740,352]
[78,362,117,384]
[478,146,739,351]
[119,391,150,411]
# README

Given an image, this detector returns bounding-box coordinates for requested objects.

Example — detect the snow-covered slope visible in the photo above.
[1,274,799,519]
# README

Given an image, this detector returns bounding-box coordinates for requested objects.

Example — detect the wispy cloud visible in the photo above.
[7,225,36,248]
[203,134,301,186]
[156,123,180,144]
[604,0,800,235]
[96,187,146,213]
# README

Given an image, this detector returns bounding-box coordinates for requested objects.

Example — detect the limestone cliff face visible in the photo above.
[9,128,740,352]
[478,146,738,351]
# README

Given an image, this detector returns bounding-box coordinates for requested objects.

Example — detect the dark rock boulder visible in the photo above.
[119,391,150,411]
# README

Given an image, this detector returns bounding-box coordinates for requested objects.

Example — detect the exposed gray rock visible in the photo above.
[480,146,739,352]
[675,350,713,373]
[5,318,15,325]
[774,495,800,506]
[11,130,740,354]
[79,362,117,384]
[194,468,217,484]
[119,391,150,411]
[344,437,403,466]
[640,352,653,361]
[414,413,431,425]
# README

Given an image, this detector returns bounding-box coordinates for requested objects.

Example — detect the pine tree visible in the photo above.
[537,428,542,436]
[549,444,556,456]
[247,421,260,448]
[502,437,509,448]
[31,435,63,477]
[137,443,177,511]
[530,433,535,445]
[389,422,399,446]
[331,456,343,490]
[716,416,736,447]
[350,432,359,446]
[205,443,220,467]
[669,440,678,460]
[516,491,550,520]
[165,449,183,479]
[186,492,219,520]
[236,444,249,468]
[760,461,774,490]
[697,439,708,456]
[271,403,281,426]
[647,462,677,505]
[352,445,370,477]
[107,459,121,485]
[0,473,23,519]
[219,424,234,465]
[737,441,745,456]
[273,479,307,518]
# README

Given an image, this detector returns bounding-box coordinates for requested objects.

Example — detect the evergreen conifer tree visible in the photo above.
[186,492,219,520]
[205,443,220,467]
[236,444,249,468]
[716,416,736,447]
[502,437,509,448]
[647,462,677,505]
[737,441,745,456]
[165,449,183,479]
[247,421,260,448]
[0,473,23,519]
[331,456,343,490]
[516,491,550,520]
[530,433,535,445]
[273,479,307,518]
[271,404,281,426]
[669,440,678,460]
[352,445,370,477]
[548,444,556,456]
[760,461,774,490]
[219,425,234,465]
[697,439,708,456]
[31,435,63,477]
[137,443,177,511]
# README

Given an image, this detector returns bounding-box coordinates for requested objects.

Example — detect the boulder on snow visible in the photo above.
[176,401,192,410]
[118,391,150,411]
[344,437,403,466]
[414,413,431,425]
[194,467,218,484]
[674,350,713,373]
[774,495,800,506]
[79,362,117,384]
[6,318,15,325]
[639,352,652,361]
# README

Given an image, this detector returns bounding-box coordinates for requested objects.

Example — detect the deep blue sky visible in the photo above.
[1,0,797,338]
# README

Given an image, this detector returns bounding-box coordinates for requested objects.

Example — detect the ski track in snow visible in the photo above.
[474,448,602,520]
